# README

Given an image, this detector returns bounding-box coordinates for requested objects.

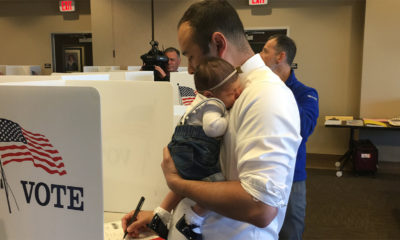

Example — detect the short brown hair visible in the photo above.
[194,57,238,93]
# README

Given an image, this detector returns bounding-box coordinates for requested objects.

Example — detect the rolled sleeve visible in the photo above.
[234,82,302,208]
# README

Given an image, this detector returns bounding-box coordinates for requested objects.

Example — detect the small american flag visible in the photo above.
[178,85,196,106]
[0,118,66,176]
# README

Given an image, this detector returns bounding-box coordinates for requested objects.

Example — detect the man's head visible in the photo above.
[260,34,297,71]
[177,0,252,74]
[164,47,181,72]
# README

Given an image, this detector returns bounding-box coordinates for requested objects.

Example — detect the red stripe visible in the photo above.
[24,134,53,147]
[23,134,50,143]
[2,151,64,168]
[25,144,62,162]
[3,158,66,176]
[0,145,27,151]
[27,142,59,154]
[22,128,45,137]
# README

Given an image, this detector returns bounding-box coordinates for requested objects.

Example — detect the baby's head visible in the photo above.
[194,57,243,109]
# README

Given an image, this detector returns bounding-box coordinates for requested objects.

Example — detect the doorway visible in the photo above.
[51,33,93,73]
[245,28,288,54]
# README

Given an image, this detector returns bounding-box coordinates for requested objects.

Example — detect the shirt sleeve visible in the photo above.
[202,102,228,138]
[236,84,302,208]
[297,88,319,140]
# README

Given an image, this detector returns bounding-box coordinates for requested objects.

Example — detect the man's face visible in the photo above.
[165,51,180,72]
[260,38,279,70]
[178,22,212,74]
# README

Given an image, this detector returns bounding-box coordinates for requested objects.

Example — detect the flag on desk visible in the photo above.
[178,85,197,106]
[0,118,66,176]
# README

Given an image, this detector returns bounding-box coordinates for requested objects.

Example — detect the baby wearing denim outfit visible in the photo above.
[150,57,243,240]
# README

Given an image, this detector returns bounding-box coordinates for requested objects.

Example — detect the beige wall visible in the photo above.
[0,0,91,75]
[7,0,397,159]
[91,0,365,155]
[359,0,400,162]
[360,0,400,118]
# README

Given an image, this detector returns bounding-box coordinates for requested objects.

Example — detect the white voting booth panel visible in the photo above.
[60,74,110,81]
[84,66,120,72]
[65,80,173,212]
[127,66,142,71]
[125,71,154,81]
[0,86,103,240]
[0,75,61,83]
[53,72,126,81]
[1,80,174,213]
[5,65,41,75]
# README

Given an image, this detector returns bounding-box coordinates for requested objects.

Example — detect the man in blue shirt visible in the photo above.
[260,34,319,239]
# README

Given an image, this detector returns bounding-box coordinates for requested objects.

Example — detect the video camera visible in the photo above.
[140,40,169,81]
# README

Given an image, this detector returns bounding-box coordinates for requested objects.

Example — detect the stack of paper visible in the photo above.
[104,221,160,240]
[346,119,364,126]
[363,118,387,127]
[325,118,342,125]
[325,116,353,125]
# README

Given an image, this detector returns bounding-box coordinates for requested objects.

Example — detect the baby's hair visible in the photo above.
[194,57,238,93]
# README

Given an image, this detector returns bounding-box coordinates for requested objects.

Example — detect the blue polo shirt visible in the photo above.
[285,70,319,182]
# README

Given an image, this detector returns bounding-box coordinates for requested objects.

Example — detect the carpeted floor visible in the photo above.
[304,169,400,240]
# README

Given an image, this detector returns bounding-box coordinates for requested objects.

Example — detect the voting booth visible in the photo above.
[5,65,41,75]
[125,71,154,81]
[0,86,103,240]
[0,75,62,83]
[1,78,174,215]
[83,66,121,72]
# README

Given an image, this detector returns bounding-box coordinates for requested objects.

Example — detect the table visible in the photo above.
[325,122,400,177]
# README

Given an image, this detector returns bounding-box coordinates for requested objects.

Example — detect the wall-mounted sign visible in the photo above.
[249,0,268,5]
[59,1,75,12]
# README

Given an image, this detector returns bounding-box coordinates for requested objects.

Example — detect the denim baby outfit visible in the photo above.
[168,97,226,181]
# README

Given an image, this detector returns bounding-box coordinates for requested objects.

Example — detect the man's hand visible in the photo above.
[121,210,153,238]
[154,66,167,79]
[161,147,182,192]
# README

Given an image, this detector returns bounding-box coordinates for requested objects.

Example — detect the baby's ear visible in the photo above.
[202,90,214,98]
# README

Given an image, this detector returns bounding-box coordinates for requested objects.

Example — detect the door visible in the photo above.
[245,28,287,54]
[52,33,93,73]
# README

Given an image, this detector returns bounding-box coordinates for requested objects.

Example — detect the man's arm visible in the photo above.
[298,88,319,138]
[154,65,167,79]
[161,147,277,228]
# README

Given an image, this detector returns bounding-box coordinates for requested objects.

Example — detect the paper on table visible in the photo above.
[104,220,160,240]
[346,120,364,126]
[325,119,342,125]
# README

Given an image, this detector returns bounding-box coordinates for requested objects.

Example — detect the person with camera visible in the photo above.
[154,47,181,81]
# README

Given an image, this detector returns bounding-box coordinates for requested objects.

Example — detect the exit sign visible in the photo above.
[59,1,75,12]
[249,0,268,5]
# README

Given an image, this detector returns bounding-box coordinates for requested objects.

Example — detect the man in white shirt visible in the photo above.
[122,1,301,239]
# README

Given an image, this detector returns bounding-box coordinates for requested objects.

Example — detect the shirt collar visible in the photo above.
[239,53,269,85]
[285,70,296,86]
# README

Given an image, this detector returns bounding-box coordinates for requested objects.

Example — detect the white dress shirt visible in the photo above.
[169,54,301,240]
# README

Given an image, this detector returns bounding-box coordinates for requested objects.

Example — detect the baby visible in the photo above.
[149,57,243,240]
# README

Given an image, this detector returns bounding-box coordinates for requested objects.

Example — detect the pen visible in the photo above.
[123,196,145,240]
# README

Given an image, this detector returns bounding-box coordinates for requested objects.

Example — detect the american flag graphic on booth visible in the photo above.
[0,118,66,176]
[178,85,197,106]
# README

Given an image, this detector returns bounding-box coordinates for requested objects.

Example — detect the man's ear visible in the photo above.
[202,90,214,98]
[210,32,227,58]
[277,51,287,64]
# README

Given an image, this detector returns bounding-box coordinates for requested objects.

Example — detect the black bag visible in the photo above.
[353,140,378,173]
